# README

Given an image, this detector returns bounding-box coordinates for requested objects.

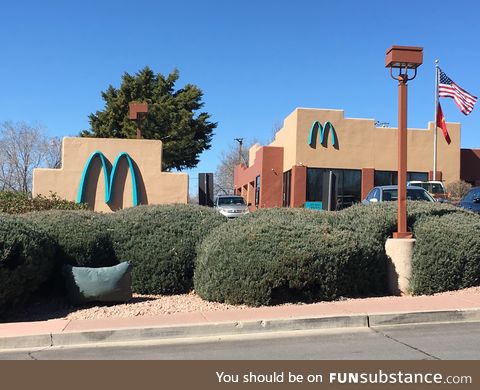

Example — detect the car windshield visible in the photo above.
[430,183,445,194]
[410,182,444,194]
[383,188,433,202]
[217,197,246,206]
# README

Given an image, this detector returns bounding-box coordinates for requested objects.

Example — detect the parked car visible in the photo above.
[214,195,250,218]
[407,180,448,202]
[362,185,435,204]
[458,186,480,213]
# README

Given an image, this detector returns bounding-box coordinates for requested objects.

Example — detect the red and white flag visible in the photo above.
[439,69,477,115]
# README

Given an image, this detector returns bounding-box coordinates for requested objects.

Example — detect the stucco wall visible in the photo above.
[33,137,188,212]
[460,149,480,185]
[283,108,460,185]
[270,109,299,171]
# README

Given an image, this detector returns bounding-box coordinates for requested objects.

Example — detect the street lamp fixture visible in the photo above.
[129,102,149,139]
[234,137,244,165]
[385,46,423,239]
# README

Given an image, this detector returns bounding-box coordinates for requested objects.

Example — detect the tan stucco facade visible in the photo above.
[33,137,188,212]
[270,108,460,185]
[235,107,463,210]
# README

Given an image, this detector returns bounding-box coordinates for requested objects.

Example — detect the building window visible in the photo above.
[306,168,323,202]
[374,170,398,186]
[375,170,428,186]
[255,175,260,207]
[407,171,428,182]
[306,168,362,209]
[282,170,292,207]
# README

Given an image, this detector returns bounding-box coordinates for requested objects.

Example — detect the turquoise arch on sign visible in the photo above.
[76,151,139,206]
[308,121,338,148]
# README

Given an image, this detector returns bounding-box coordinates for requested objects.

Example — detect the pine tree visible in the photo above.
[81,67,216,171]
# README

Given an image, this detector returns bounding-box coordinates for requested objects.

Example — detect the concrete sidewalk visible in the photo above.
[1,291,480,350]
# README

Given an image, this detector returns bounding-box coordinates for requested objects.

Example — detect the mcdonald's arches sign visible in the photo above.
[76,151,140,206]
[308,121,338,149]
[32,137,188,212]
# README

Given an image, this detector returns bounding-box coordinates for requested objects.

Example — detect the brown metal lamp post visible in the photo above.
[385,46,423,239]
[128,102,149,139]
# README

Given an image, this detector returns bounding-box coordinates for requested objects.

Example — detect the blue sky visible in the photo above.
[1,0,479,193]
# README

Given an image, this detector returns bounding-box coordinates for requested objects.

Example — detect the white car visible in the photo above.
[407,180,448,202]
[214,195,250,218]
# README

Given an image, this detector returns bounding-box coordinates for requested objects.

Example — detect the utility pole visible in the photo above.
[234,138,244,165]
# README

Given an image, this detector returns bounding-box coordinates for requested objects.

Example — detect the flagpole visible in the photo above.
[433,60,439,181]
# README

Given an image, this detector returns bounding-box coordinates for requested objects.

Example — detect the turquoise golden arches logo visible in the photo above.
[308,121,338,149]
[76,151,139,206]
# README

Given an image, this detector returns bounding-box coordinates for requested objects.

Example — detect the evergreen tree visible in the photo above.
[81,67,216,171]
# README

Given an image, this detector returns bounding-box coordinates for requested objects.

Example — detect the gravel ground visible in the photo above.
[2,287,480,323]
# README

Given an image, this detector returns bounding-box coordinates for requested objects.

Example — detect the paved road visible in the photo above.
[1,322,479,360]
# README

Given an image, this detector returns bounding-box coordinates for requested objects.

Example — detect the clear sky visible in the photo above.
[1,0,479,193]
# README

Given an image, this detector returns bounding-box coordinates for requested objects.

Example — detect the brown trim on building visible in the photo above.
[291,165,307,207]
[460,149,480,186]
[234,146,284,209]
[361,168,374,200]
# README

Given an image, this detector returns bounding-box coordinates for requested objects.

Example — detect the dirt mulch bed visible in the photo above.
[2,287,480,324]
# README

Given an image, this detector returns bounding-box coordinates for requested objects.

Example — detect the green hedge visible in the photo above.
[4,199,476,311]
[335,201,464,239]
[0,215,56,314]
[411,212,480,295]
[194,208,388,306]
[194,202,474,306]
[22,210,117,268]
[108,204,226,295]
[0,191,87,214]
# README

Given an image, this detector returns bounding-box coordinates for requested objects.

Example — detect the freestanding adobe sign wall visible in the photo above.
[33,137,188,212]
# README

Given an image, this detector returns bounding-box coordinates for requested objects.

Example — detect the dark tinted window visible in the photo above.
[407,188,433,201]
[306,168,323,202]
[382,188,433,202]
[430,183,445,194]
[282,170,291,207]
[306,168,361,209]
[218,196,246,205]
[375,171,428,186]
[375,171,397,186]
[255,175,260,207]
[407,172,428,182]
[382,189,397,201]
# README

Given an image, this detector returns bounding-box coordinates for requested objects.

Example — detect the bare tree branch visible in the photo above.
[214,139,256,196]
[0,122,62,193]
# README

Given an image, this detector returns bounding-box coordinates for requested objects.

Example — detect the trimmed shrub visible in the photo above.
[195,202,472,306]
[411,212,480,295]
[0,191,87,214]
[194,208,388,306]
[22,210,117,268]
[108,204,226,295]
[0,214,56,314]
[336,201,467,240]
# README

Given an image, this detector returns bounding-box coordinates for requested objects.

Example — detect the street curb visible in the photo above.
[1,308,479,351]
[52,314,367,348]
[369,308,480,327]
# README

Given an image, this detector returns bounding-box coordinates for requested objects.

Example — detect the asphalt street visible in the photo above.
[1,321,479,360]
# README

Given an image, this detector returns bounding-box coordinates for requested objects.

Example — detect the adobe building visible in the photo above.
[234,108,479,210]
[33,137,188,212]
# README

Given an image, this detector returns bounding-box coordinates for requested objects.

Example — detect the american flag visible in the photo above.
[438,69,477,115]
